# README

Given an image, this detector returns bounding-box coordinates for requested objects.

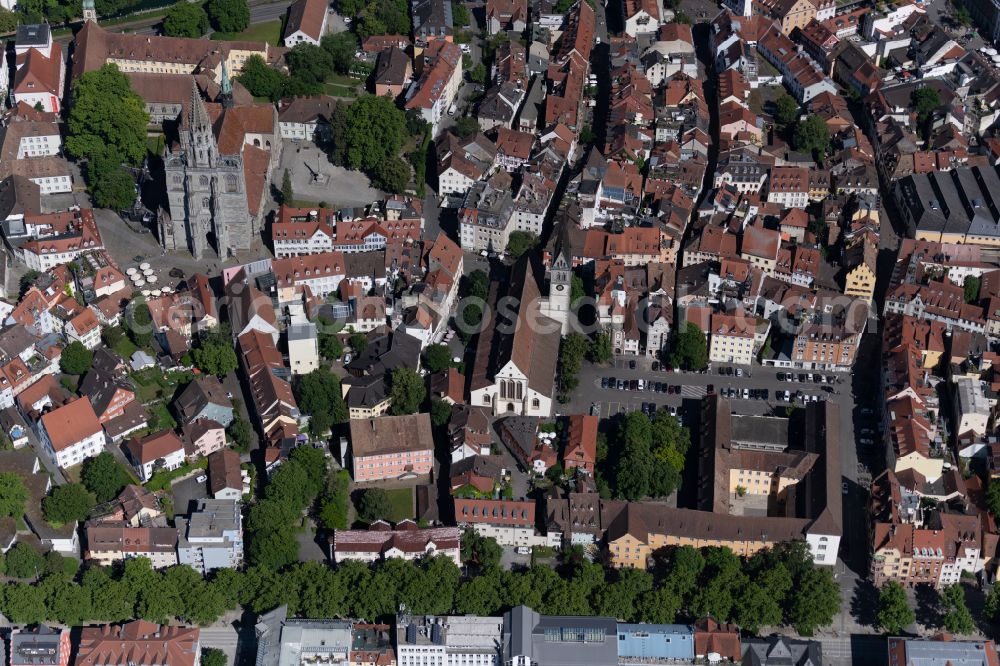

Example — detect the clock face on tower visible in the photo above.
[556,285,565,291]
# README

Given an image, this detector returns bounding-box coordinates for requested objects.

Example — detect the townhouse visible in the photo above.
[176,499,244,573]
[38,396,103,469]
[349,413,434,482]
[404,40,463,135]
[125,430,186,482]
[454,498,558,548]
[331,521,461,564]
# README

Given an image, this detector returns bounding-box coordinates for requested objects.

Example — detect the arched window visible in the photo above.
[226,174,238,193]
[202,198,210,209]
[172,175,182,186]
[253,138,261,147]
[200,175,209,187]
[532,398,540,408]
[484,395,491,404]
[500,381,506,399]
[516,383,523,400]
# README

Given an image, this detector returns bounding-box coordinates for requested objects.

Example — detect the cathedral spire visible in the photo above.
[189,78,211,131]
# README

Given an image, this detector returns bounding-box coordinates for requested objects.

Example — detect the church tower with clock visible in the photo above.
[541,249,572,333]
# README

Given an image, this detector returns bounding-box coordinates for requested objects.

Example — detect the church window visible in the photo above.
[484,395,491,404]
[532,398,540,408]
[253,139,261,147]
[173,175,182,186]
[226,174,238,192]
[202,198,210,209]
[200,175,209,187]
[500,381,506,399]
[516,383,523,400]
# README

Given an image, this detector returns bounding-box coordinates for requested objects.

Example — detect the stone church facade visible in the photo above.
[160,81,279,260]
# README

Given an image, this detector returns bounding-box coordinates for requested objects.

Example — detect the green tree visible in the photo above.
[461,531,503,569]
[237,55,288,101]
[60,340,93,375]
[668,322,708,371]
[163,1,210,37]
[42,483,96,525]
[193,341,238,377]
[5,542,45,579]
[453,116,480,138]
[281,169,294,205]
[227,417,254,452]
[389,367,425,415]
[876,581,915,634]
[19,271,40,298]
[1,583,47,623]
[246,501,300,569]
[430,399,452,427]
[557,332,588,399]
[207,0,249,31]
[0,472,28,519]
[128,301,153,348]
[296,368,349,424]
[793,114,831,160]
[82,452,132,503]
[372,156,411,193]
[358,488,392,522]
[349,332,369,355]
[506,231,538,259]
[0,7,18,32]
[67,64,149,167]
[911,87,941,139]
[320,334,344,360]
[588,333,613,364]
[940,584,975,635]
[983,584,1000,623]
[321,32,359,74]
[469,63,487,84]
[202,649,227,666]
[954,5,972,25]
[287,43,334,85]
[317,469,351,530]
[86,151,139,211]
[789,567,840,635]
[340,94,407,172]
[452,1,469,25]
[424,344,452,373]
[775,93,800,127]
[964,275,980,304]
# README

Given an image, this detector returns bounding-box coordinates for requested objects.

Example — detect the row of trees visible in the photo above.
[0,539,840,635]
[336,0,409,39]
[161,0,251,37]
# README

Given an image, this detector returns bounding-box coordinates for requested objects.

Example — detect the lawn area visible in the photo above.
[145,458,208,492]
[63,464,83,484]
[149,403,177,431]
[211,20,283,45]
[385,487,414,522]
[323,83,359,98]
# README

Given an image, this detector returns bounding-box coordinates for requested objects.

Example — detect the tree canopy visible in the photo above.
[940,585,975,635]
[793,114,831,161]
[668,322,708,371]
[162,1,209,37]
[775,93,800,127]
[60,341,93,375]
[82,452,132,503]
[0,472,28,519]
[67,64,149,167]
[193,341,238,378]
[42,483,96,526]
[876,581,914,635]
[389,367,425,415]
[207,0,249,32]
[295,369,349,425]
[358,488,392,523]
[423,344,452,374]
[612,409,689,501]
[506,231,539,260]
[237,55,288,102]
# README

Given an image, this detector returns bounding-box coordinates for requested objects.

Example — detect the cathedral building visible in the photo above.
[159,81,280,259]
[468,254,570,417]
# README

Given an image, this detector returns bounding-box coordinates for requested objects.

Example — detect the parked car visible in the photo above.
[196,475,207,483]
[735,368,743,377]
[652,361,659,371]
[842,482,849,495]
[777,372,785,381]
[629,360,637,370]
[515,546,531,555]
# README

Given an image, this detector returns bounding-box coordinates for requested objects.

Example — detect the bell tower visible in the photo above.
[546,250,572,333]
[82,0,97,23]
